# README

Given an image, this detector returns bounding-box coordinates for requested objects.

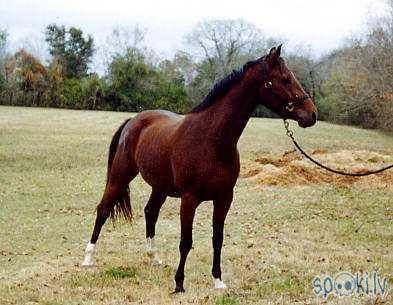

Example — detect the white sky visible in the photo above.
[0,0,389,68]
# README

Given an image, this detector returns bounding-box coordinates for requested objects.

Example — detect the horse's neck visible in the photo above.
[201,81,257,148]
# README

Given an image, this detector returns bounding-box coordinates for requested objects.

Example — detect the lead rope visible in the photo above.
[283,120,393,176]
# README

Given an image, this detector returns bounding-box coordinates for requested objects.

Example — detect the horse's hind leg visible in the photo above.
[82,165,138,267]
[144,189,167,265]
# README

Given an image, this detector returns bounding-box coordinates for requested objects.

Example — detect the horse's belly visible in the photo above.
[134,122,177,192]
[138,160,175,191]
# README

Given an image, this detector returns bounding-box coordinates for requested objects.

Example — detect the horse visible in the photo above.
[82,45,317,293]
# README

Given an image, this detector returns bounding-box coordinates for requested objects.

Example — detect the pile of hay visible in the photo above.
[240,149,393,188]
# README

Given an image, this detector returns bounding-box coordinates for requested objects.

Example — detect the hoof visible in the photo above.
[81,253,94,267]
[81,258,94,267]
[82,242,95,267]
[152,258,163,266]
[213,278,227,289]
[147,251,162,266]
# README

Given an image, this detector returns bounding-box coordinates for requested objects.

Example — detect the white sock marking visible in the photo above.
[213,277,227,289]
[82,242,95,267]
[146,238,162,265]
[146,237,153,253]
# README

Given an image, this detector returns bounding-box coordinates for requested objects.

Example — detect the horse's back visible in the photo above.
[136,109,182,122]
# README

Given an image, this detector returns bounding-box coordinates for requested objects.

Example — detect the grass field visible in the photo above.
[1,106,393,305]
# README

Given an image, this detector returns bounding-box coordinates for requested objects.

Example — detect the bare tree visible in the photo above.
[186,19,280,80]
[106,25,146,57]
[17,33,48,64]
[315,0,393,130]
[102,25,151,70]
[0,29,7,59]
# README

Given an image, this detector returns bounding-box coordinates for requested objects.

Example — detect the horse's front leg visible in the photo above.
[174,193,199,293]
[212,191,233,289]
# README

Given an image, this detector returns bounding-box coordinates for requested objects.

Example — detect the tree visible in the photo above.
[103,26,147,60]
[45,24,94,79]
[3,49,47,106]
[45,61,65,108]
[106,47,188,112]
[106,47,150,111]
[0,29,7,59]
[184,19,281,107]
[0,30,8,94]
[186,19,280,81]
[314,0,393,130]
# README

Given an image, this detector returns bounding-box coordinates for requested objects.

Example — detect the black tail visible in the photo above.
[106,119,131,184]
[106,118,132,222]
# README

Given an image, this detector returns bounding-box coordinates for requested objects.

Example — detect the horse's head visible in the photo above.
[252,45,317,128]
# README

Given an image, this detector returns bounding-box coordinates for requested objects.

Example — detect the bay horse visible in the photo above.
[82,45,317,293]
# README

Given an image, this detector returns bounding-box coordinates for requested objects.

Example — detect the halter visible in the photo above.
[261,59,310,113]
[284,94,310,112]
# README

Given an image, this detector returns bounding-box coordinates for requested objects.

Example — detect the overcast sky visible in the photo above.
[0,0,388,69]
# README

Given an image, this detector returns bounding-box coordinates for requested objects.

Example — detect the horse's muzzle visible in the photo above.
[298,111,317,128]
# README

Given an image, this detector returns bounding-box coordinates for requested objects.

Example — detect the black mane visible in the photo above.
[189,59,262,113]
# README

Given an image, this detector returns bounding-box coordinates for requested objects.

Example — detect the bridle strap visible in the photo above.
[285,94,310,112]
[261,59,310,113]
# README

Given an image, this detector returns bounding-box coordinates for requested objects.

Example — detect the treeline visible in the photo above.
[0,25,189,113]
[310,0,393,131]
[0,1,392,130]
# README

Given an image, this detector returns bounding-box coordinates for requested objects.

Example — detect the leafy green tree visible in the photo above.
[61,75,107,110]
[106,47,187,112]
[151,72,188,113]
[45,24,94,79]
[106,48,150,111]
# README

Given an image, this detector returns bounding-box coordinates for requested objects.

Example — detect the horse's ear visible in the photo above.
[276,44,282,57]
[268,47,276,58]
[266,46,280,66]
